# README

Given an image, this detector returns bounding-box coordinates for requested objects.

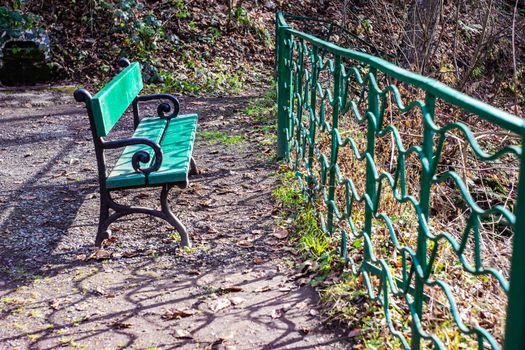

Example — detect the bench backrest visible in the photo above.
[89,62,143,137]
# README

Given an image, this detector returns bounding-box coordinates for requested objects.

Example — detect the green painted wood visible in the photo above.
[90,62,143,137]
[148,114,198,185]
[106,117,167,189]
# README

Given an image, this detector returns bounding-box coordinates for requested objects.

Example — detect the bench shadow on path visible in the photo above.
[0,94,254,277]
[0,138,97,282]
[0,93,347,349]
[0,257,345,349]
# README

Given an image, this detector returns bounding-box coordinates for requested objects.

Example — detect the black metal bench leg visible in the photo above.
[189,157,198,176]
[95,197,111,247]
[160,185,191,248]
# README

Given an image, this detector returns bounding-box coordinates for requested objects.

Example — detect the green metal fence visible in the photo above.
[276,12,524,350]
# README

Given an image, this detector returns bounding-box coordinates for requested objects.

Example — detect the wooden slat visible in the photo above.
[90,63,143,137]
[148,114,198,185]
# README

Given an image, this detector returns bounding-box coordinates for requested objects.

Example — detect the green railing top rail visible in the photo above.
[276,11,525,350]
[276,12,524,134]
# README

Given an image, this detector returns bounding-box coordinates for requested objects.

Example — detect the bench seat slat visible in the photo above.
[148,114,198,185]
[106,117,167,189]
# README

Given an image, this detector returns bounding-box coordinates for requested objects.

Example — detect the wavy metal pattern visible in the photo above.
[276,12,525,350]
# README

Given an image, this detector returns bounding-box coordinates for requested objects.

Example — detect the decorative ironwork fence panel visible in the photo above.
[276,12,524,350]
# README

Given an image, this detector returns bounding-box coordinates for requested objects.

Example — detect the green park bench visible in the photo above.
[74,58,198,248]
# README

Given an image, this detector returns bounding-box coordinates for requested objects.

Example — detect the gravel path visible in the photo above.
[0,88,348,349]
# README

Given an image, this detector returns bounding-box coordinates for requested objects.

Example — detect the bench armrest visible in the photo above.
[103,138,163,175]
[132,94,180,128]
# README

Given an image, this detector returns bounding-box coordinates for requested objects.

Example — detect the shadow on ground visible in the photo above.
[0,88,349,349]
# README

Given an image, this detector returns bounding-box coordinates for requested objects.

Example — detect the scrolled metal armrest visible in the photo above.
[134,94,180,119]
[102,137,163,175]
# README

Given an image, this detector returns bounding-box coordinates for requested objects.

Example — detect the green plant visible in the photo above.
[168,231,181,242]
[272,171,303,207]
[272,171,333,262]
[173,0,189,19]
[0,6,44,47]
[296,209,332,259]
[199,130,244,145]
[209,26,221,43]
[234,6,250,26]
[244,83,277,125]
[111,1,166,75]
[149,56,247,96]
[471,65,485,79]
[361,18,373,34]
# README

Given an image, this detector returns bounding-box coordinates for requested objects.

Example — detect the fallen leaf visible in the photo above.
[49,299,61,310]
[92,286,115,297]
[92,286,107,296]
[101,236,118,247]
[112,321,132,329]
[348,329,362,338]
[173,329,193,339]
[301,260,319,273]
[218,286,243,294]
[208,298,232,312]
[75,304,87,311]
[271,308,285,319]
[229,297,246,306]
[75,254,87,261]
[163,308,196,320]
[300,327,311,335]
[199,200,212,207]
[297,278,309,287]
[272,228,289,239]
[87,249,112,261]
[253,257,265,264]
[144,249,157,256]
[264,238,280,247]
[254,285,272,293]
[236,239,254,248]
[296,301,309,310]
[122,251,139,258]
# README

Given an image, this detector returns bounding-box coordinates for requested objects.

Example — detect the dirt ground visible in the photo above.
[0,87,349,349]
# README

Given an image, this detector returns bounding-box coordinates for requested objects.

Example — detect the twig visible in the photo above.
[425,0,446,75]
[459,0,494,91]
[511,0,519,115]
[452,0,462,81]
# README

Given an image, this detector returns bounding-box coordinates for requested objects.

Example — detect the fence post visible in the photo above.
[504,138,525,350]
[276,14,292,160]
[364,67,379,255]
[327,54,342,234]
[411,92,435,350]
